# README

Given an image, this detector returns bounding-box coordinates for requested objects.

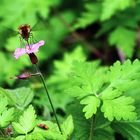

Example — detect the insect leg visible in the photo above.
[19,36,24,48]
[30,33,38,43]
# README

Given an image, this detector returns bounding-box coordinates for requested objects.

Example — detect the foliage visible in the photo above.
[0,0,140,139]
[33,46,86,116]
[74,0,140,58]
[67,101,114,140]
[12,105,36,135]
[109,26,137,57]
[66,60,140,121]
[74,3,101,29]
[0,94,14,128]
[101,0,134,21]
[0,88,74,139]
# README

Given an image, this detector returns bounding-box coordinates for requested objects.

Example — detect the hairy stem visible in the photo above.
[26,33,62,133]
[35,64,62,134]
[89,116,95,140]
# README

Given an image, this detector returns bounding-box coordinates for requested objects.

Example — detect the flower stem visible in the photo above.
[34,64,62,134]
[89,116,94,140]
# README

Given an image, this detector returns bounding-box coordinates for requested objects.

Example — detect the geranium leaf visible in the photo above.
[80,96,100,119]
[12,105,36,134]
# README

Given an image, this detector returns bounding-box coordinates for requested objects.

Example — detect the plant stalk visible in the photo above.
[89,116,94,140]
[35,64,62,134]
[26,40,62,133]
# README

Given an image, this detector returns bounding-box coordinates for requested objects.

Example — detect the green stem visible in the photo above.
[89,116,94,140]
[35,64,62,134]
[0,129,4,137]
[26,40,62,133]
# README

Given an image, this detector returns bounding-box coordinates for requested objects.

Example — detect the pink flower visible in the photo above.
[14,40,45,59]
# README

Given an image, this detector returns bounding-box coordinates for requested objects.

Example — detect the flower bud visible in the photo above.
[10,72,40,80]
[28,53,38,64]
[16,73,31,80]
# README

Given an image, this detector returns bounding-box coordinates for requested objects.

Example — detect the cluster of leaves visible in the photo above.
[0,0,140,139]
[1,46,140,139]
[0,0,140,85]
[0,87,74,140]
[32,47,86,117]
[74,0,140,58]
[33,47,140,139]
[0,0,74,86]
[66,60,140,120]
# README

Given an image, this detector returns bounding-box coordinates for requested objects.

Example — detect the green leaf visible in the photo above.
[0,95,15,127]
[12,105,36,134]
[65,61,105,119]
[100,88,122,100]
[67,101,114,140]
[0,0,53,28]
[7,87,34,109]
[80,96,100,119]
[48,47,85,83]
[26,132,45,140]
[69,61,104,96]
[109,26,137,57]
[74,3,101,29]
[0,95,8,114]
[112,120,140,140]
[101,96,137,121]
[101,0,134,20]
[43,46,86,110]
[0,108,14,127]
[0,88,16,106]
[61,115,74,138]
[34,121,65,140]
[66,60,140,121]
[53,46,86,76]
[100,60,140,121]
[66,86,87,98]
[15,136,26,140]
[113,85,140,140]
[108,60,140,90]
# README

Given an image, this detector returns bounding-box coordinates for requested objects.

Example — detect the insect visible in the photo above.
[37,123,49,130]
[17,24,39,64]
[18,21,47,43]
[18,24,31,41]
[18,24,35,47]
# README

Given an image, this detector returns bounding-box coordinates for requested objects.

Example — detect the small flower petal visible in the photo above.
[25,40,45,54]
[13,40,45,60]
[14,48,26,59]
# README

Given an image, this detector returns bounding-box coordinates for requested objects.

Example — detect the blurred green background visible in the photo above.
[0,0,140,125]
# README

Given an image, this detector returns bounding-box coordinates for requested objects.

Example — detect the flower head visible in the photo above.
[14,40,45,59]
